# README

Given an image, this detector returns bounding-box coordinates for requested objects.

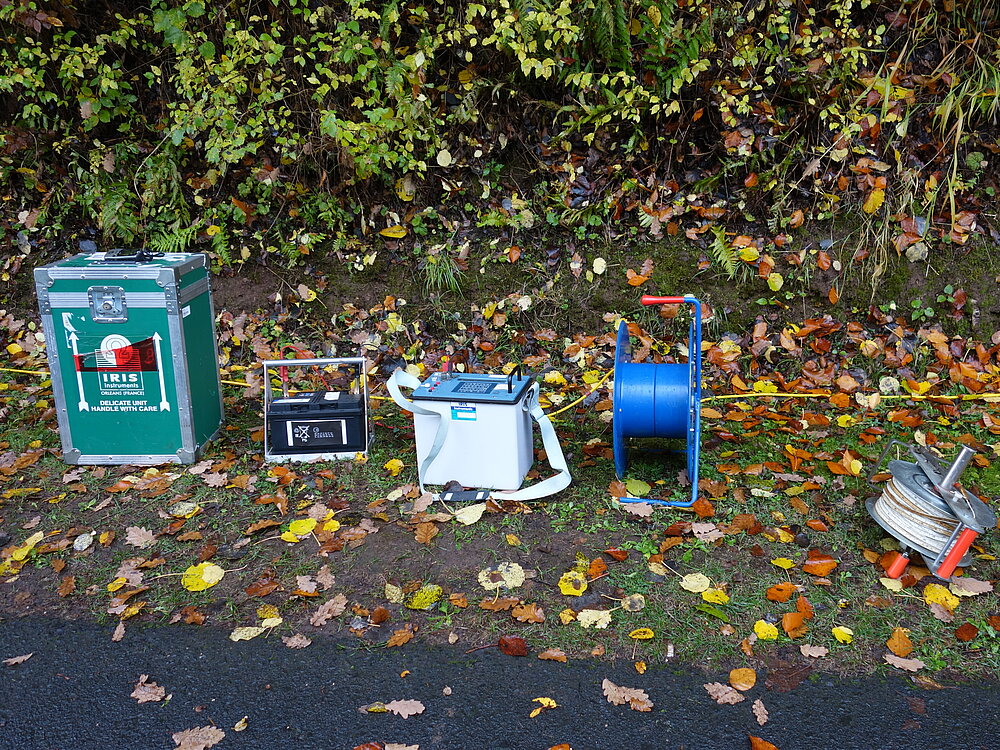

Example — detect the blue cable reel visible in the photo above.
[613,295,703,507]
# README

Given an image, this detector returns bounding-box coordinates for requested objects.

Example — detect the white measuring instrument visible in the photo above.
[388,366,571,502]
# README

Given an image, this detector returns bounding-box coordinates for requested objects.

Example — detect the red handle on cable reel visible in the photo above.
[935,527,979,579]
[642,295,686,305]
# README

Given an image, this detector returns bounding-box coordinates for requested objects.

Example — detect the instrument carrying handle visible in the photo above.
[507,365,523,393]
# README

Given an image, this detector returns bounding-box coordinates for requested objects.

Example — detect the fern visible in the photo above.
[100,184,139,243]
[146,222,197,254]
[709,225,738,279]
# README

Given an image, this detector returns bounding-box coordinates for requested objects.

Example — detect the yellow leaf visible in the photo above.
[395,177,415,202]
[635,660,647,674]
[702,588,730,605]
[646,4,661,25]
[260,616,283,629]
[505,534,521,546]
[767,273,784,292]
[558,570,588,596]
[680,573,711,593]
[107,577,128,592]
[280,531,301,543]
[754,620,779,640]
[543,371,568,386]
[181,562,225,592]
[379,224,408,239]
[863,188,885,214]
[923,583,959,612]
[771,558,795,570]
[624,477,651,497]
[753,380,778,393]
[558,608,576,625]
[229,626,265,642]
[739,247,760,262]
[592,257,607,275]
[832,626,854,644]
[288,518,317,536]
[384,458,405,476]
[256,604,279,620]
[436,149,453,168]
[405,584,443,610]
[836,414,858,428]
[848,459,863,476]
[629,627,655,640]
[322,519,341,533]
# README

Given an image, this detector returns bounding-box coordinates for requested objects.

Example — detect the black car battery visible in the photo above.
[266,390,367,456]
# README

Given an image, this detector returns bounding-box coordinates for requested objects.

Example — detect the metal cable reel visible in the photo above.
[613,294,702,507]
[867,441,996,579]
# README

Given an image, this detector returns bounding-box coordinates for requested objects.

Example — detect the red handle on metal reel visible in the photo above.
[641,295,686,305]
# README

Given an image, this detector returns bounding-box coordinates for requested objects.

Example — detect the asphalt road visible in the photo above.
[1,617,996,750]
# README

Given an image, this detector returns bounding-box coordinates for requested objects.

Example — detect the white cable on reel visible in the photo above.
[871,476,959,555]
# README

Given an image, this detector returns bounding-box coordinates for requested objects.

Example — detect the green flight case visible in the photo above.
[34,250,224,465]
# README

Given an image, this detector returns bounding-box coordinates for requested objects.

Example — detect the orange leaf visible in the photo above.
[796,595,814,620]
[782,611,808,638]
[414,522,439,544]
[806,519,829,532]
[626,270,649,287]
[749,736,781,750]
[828,287,839,304]
[765,583,796,603]
[692,497,715,518]
[801,549,838,576]
[587,557,608,579]
[789,209,805,228]
[955,623,979,642]
[887,627,913,657]
[604,548,629,562]
[512,602,545,623]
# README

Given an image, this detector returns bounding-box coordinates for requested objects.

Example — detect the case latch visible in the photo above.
[88,286,127,323]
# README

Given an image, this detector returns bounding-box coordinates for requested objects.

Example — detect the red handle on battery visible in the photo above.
[641,295,686,305]
[935,527,979,579]
[885,551,909,579]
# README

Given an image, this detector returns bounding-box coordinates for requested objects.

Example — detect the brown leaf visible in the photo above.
[604,547,628,562]
[799,644,828,658]
[498,635,528,656]
[387,626,415,648]
[479,597,520,611]
[282,633,312,649]
[752,699,769,726]
[884,653,926,672]
[692,497,715,518]
[131,674,167,703]
[955,622,979,642]
[384,699,425,718]
[172,725,225,750]
[310,594,348,627]
[512,602,545,623]
[2,653,33,666]
[244,519,281,535]
[315,564,336,591]
[587,557,608,579]
[603,678,653,711]
[124,526,157,549]
[704,682,745,704]
[414,522,438,544]
[57,575,76,597]
[448,593,468,608]
[112,622,126,642]
[537,648,568,663]
[887,627,913,657]
[245,571,279,598]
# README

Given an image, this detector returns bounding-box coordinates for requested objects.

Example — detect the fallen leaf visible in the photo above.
[680,573,711,593]
[131,674,167,703]
[629,627,655,640]
[799,644,828,658]
[385,699,425,718]
[766,583,796,602]
[282,633,312,649]
[704,682,745,704]
[754,620,778,641]
[831,626,854,644]
[530,696,558,718]
[405,584,443,611]
[702,588,730,605]
[181,563,225,592]
[621,594,646,612]
[3,653,33,666]
[729,668,756,691]
[453,502,487,525]
[752,699,769,726]
[749,736,780,750]
[603,678,654,711]
[124,526,156,549]
[387,626,415,648]
[558,570,588,596]
[498,635,528,656]
[112,622,126,642]
[801,549,838,576]
[887,627,913,657]
[414,522,439,544]
[512,603,545,623]
[955,622,979,642]
[577,609,612,629]
[478,562,526,592]
[537,648,568,662]
[949,577,993,597]
[884,653,926,671]
[172,725,225,750]
[229,626,265,642]
[923,583,959,613]
[311,594,349,626]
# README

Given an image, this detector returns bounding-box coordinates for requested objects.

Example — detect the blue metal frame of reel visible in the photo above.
[613,295,702,507]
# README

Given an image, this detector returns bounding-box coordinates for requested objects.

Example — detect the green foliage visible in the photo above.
[1,0,998,268]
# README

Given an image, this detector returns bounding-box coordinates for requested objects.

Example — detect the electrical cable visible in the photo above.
[871,476,960,554]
